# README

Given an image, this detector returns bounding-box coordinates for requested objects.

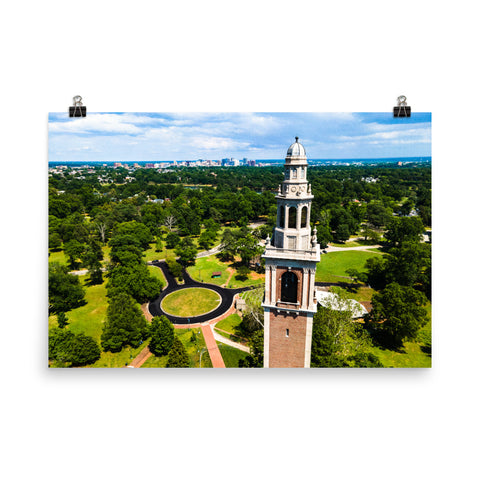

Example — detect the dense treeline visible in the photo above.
[49,163,431,248]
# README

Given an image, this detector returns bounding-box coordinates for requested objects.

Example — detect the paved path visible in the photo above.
[212,326,250,353]
[129,345,152,368]
[201,324,225,368]
[196,244,221,258]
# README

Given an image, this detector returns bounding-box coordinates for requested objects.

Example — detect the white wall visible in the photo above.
[1,1,478,480]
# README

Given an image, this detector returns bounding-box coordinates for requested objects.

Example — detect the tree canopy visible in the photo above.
[149,316,175,356]
[367,282,428,348]
[49,262,86,314]
[101,293,149,352]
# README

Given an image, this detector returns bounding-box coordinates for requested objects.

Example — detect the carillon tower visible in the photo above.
[262,137,320,368]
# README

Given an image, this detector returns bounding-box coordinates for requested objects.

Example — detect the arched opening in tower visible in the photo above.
[281,271,298,303]
[301,206,308,228]
[288,206,297,229]
[279,205,285,228]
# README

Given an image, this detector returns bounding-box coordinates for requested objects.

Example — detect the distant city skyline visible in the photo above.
[48,112,431,162]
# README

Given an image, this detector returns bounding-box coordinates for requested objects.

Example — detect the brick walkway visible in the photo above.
[201,324,225,368]
[129,345,152,368]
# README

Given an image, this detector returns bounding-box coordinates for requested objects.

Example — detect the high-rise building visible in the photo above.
[261,137,320,368]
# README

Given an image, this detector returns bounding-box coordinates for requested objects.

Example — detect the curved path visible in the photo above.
[148,260,253,325]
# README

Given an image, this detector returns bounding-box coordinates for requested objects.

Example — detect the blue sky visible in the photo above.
[48,112,431,162]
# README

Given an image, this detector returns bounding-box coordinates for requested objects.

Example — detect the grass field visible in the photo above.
[161,288,221,317]
[143,243,168,262]
[218,344,249,368]
[187,255,264,288]
[147,265,167,288]
[141,327,213,368]
[49,278,108,341]
[48,245,111,269]
[316,249,382,283]
[215,313,242,335]
[188,256,229,285]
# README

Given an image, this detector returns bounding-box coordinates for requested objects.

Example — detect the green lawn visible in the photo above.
[48,245,111,269]
[49,278,108,341]
[369,341,431,368]
[227,271,264,289]
[141,327,213,368]
[218,344,250,368]
[215,313,242,335]
[143,243,169,263]
[330,241,363,248]
[92,343,149,368]
[187,255,264,289]
[188,255,229,286]
[161,288,221,317]
[148,265,167,288]
[48,249,68,265]
[316,250,382,283]
[340,286,375,303]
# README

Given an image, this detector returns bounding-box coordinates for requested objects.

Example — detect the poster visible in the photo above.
[48,112,431,368]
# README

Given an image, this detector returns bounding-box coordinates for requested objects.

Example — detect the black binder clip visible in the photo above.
[69,95,86,117]
[393,95,411,117]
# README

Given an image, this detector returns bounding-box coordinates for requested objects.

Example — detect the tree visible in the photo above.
[311,289,371,367]
[166,337,190,367]
[359,226,381,244]
[236,265,250,281]
[113,221,152,250]
[149,316,175,356]
[95,221,108,245]
[239,330,264,368]
[384,216,424,248]
[155,237,163,252]
[164,215,177,232]
[346,352,383,368]
[57,311,69,329]
[333,223,350,243]
[315,224,332,249]
[165,232,181,250]
[385,242,431,290]
[49,232,62,251]
[64,239,85,270]
[49,262,86,313]
[198,229,217,250]
[101,293,149,352]
[219,228,237,261]
[175,237,198,267]
[367,282,428,348]
[49,328,100,367]
[107,263,163,303]
[239,287,264,333]
[82,239,104,284]
[366,202,393,228]
[166,257,183,280]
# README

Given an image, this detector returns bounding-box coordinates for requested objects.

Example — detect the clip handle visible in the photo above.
[393,95,411,117]
[69,95,86,117]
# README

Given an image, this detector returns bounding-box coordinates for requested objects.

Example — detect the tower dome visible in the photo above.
[286,137,306,158]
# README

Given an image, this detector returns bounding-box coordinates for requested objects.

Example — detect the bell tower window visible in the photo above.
[281,271,298,303]
[279,206,285,228]
[301,206,308,228]
[288,206,297,228]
